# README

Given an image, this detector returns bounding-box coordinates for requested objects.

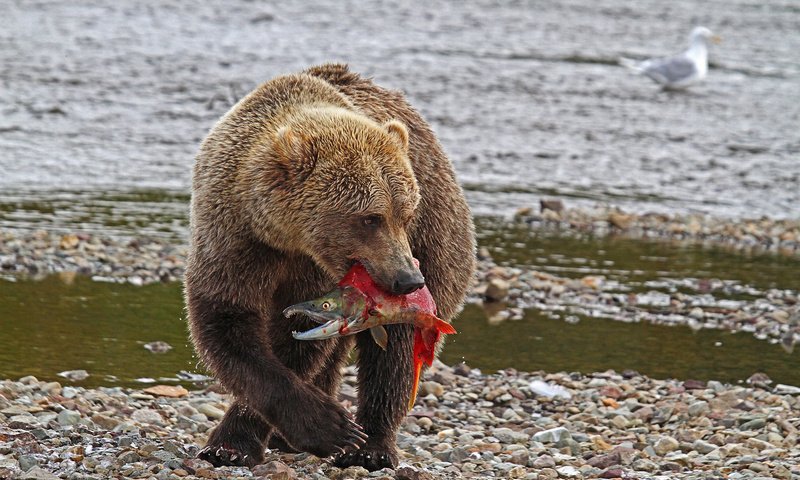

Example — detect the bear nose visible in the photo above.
[391,270,425,295]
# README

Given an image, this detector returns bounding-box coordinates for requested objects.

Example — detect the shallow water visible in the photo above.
[2,224,798,388]
[1,0,799,220]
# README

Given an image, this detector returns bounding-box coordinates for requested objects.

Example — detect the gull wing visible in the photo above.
[641,55,698,86]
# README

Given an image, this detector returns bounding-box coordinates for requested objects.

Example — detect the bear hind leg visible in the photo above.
[334,324,414,471]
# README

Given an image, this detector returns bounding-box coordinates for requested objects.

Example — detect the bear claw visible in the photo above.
[198,444,251,467]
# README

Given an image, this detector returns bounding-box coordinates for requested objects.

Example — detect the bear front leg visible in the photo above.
[199,401,271,467]
[335,323,414,471]
[268,335,355,453]
[189,296,367,463]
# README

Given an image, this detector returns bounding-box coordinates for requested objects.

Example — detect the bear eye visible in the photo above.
[362,215,382,228]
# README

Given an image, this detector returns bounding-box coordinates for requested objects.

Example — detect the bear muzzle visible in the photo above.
[389,268,425,295]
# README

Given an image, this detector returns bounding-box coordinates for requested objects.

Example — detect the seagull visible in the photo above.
[620,26,721,90]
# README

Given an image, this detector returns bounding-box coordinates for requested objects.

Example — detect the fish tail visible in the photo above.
[416,312,457,335]
[408,356,423,410]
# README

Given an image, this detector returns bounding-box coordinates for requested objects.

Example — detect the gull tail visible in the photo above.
[619,57,644,73]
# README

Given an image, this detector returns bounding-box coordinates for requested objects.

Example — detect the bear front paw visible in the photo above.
[334,447,397,471]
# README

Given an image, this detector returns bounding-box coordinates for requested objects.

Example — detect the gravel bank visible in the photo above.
[515,204,800,256]
[1,362,798,480]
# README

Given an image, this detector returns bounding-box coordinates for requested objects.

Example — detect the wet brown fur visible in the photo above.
[185,63,475,470]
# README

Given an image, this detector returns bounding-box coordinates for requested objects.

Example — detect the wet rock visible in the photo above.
[143,385,188,398]
[540,199,564,214]
[143,341,173,353]
[419,381,444,398]
[57,370,89,381]
[608,211,634,229]
[485,278,510,302]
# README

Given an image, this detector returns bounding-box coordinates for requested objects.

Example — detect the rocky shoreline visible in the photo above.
[1,362,798,480]
[2,213,799,478]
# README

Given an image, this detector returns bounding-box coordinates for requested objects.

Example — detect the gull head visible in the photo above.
[689,26,721,46]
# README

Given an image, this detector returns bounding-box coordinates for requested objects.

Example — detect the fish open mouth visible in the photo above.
[282,303,342,324]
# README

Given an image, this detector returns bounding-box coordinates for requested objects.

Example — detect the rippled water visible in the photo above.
[1,0,799,220]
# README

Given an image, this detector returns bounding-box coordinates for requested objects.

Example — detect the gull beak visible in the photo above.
[711,35,722,45]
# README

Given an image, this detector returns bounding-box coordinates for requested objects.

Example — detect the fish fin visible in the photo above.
[370,326,388,350]
[435,318,457,335]
[409,355,423,410]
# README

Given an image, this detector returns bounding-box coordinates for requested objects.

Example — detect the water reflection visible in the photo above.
[1,275,797,388]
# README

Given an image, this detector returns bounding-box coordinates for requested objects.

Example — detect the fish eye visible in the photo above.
[321,301,332,311]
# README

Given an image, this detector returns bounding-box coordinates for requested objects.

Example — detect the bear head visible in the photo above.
[243,107,424,295]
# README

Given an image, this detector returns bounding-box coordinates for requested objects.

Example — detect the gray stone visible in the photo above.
[693,439,716,454]
[62,386,79,399]
[493,427,528,444]
[687,400,709,417]
[532,454,556,469]
[531,426,571,444]
[131,408,163,425]
[57,409,81,426]
[197,403,225,420]
[555,465,581,478]
[509,449,529,466]
[18,455,39,471]
[653,436,679,456]
[632,458,658,472]
[740,417,766,430]
[18,467,60,480]
[117,450,140,464]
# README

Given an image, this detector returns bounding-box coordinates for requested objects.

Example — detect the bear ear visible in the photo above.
[383,120,409,152]
[273,126,315,181]
[273,126,302,164]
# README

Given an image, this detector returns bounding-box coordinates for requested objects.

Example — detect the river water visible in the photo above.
[2,0,799,225]
[1,1,799,385]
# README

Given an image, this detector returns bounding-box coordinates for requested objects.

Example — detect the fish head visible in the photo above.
[282,286,367,323]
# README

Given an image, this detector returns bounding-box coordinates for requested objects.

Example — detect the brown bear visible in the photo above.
[185,63,475,471]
